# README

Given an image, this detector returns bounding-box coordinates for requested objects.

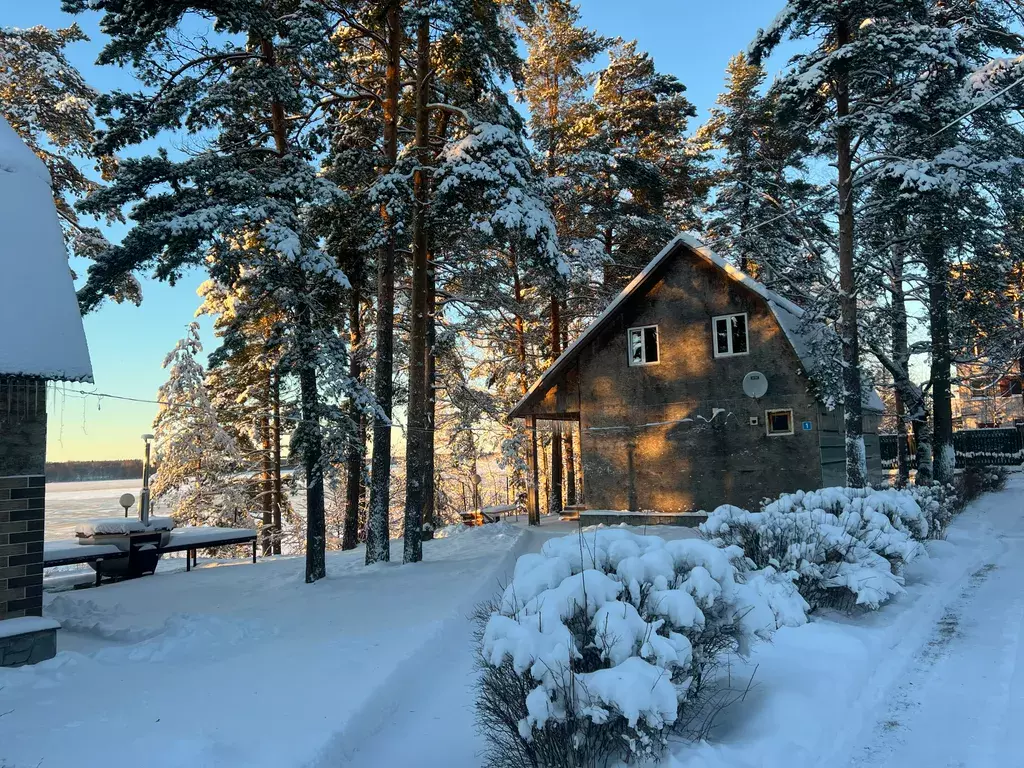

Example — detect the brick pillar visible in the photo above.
[0,378,47,620]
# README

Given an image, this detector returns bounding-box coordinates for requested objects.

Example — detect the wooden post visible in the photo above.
[526,416,540,525]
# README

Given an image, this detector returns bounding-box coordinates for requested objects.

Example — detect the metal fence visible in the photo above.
[881,427,1024,468]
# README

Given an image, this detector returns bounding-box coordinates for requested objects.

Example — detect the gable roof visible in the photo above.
[0,117,93,382]
[509,233,882,418]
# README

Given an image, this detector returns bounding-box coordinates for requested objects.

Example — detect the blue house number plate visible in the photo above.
[802,421,812,431]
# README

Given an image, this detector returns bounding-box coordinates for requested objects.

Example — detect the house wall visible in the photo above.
[0,378,47,620]
[819,408,883,487]
[576,257,823,513]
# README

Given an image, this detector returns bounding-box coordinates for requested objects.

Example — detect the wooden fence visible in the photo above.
[881,427,1024,468]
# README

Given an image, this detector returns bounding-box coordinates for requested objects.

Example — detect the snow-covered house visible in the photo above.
[0,116,92,661]
[509,235,883,518]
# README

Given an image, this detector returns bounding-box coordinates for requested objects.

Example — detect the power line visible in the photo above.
[56,385,442,434]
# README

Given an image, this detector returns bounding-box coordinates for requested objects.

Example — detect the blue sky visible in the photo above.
[10,1,793,461]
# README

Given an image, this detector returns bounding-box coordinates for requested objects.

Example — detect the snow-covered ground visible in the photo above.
[6,478,1023,768]
[672,475,1024,768]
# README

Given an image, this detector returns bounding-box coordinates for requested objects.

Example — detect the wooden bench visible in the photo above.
[161,528,257,571]
[460,504,518,526]
[43,541,129,587]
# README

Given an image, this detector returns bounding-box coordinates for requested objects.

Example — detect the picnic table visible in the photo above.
[44,527,258,585]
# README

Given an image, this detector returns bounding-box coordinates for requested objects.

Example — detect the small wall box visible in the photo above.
[749,416,759,426]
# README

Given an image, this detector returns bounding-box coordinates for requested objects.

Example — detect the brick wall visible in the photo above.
[0,378,47,620]
[0,476,45,618]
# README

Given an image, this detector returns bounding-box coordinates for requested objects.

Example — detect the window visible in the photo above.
[627,325,659,366]
[999,377,1023,397]
[969,378,992,399]
[765,409,794,436]
[713,313,749,358]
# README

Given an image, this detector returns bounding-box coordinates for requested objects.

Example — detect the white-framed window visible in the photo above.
[627,325,660,366]
[712,313,749,358]
[765,409,794,436]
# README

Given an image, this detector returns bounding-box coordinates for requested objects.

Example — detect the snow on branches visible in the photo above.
[476,529,806,766]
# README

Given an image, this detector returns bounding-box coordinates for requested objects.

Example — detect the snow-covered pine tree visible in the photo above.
[68,0,360,583]
[750,0,956,487]
[581,39,708,301]
[697,53,830,300]
[362,0,405,566]
[151,323,250,528]
[859,2,1024,482]
[401,0,556,556]
[519,0,606,516]
[0,23,135,300]
[198,279,294,554]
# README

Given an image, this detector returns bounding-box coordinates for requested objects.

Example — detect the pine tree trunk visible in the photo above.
[423,247,437,533]
[511,253,529,397]
[342,271,363,551]
[890,237,910,487]
[834,17,866,488]
[261,35,325,577]
[366,0,402,565]
[561,329,576,506]
[926,220,955,483]
[894,391,909,488]
[548,297,563,515]
[540,431,550,515]
[272,371,282,555]
[913,415,934,485]
[298,300,326,583]
[260,405,273,556]
[403,13,431,564]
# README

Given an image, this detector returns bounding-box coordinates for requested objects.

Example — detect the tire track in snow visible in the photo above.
[305,525,544,768]
[846,539,1024,768]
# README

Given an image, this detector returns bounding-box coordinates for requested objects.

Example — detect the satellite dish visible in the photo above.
[742,371,768,399]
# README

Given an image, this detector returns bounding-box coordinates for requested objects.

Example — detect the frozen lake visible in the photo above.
[44,478,308,542]
[45,479,145,540]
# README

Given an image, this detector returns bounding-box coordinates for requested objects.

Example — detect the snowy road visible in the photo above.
[329,522,701,768]
[847,481,1024,768]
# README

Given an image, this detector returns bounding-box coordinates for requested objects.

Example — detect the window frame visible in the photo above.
[712,312,750,359]
[765,408,795,437]
[627,324,661,367]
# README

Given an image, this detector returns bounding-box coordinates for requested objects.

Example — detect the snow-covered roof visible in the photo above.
[0,117,93,382]
[509,234,884,417]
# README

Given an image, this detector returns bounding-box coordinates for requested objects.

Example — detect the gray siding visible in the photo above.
[818,406,883,487]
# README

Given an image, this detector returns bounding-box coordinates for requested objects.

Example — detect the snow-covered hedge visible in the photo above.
[701,487,929,612]
[903,482,957,538]
[475,529,807,768]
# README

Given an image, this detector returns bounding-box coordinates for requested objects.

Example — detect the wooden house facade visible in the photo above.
[509,235,883,518]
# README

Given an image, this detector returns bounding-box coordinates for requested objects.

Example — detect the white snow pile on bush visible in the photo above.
[701,487,929,611]
[475,528,807,768]
[903,482,958,538]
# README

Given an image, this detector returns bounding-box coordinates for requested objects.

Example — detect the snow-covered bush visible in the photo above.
[959,466,1009,504]
[475,529,807,768]
[701,487,928,612]
[903,482,958,538]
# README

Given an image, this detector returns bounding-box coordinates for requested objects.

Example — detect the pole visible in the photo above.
[140,436,152,525]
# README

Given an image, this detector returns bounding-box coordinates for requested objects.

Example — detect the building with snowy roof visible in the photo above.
[509,234,883,519]
[0,115,92,659]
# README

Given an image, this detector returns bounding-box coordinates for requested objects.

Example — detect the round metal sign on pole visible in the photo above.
[119,492,136,518]
[742,371,769,399]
